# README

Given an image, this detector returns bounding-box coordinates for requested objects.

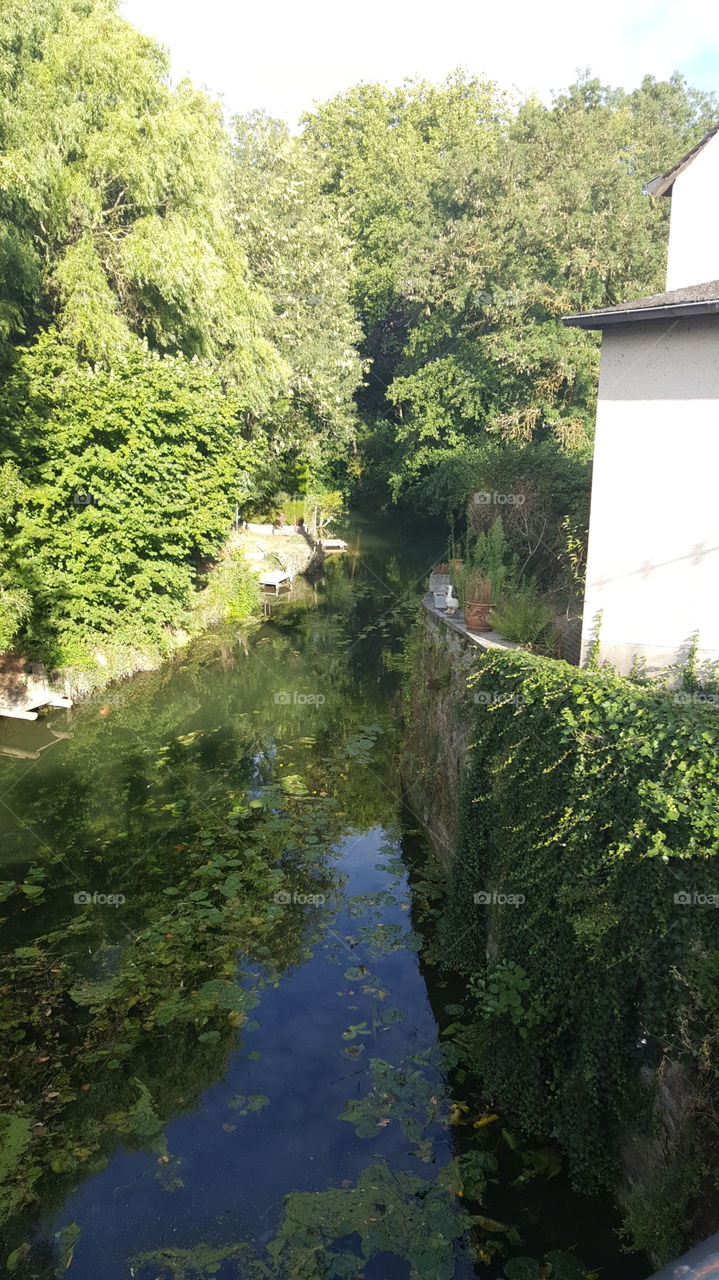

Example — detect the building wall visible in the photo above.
[581,317,719,674]
[666,133,719,290]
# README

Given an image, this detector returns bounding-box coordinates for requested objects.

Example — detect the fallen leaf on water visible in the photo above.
[474,1114,499,1128]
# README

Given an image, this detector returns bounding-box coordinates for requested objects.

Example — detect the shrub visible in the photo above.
[0,337,267,656]
[488,582,553,645]
[0,586,31,652]
[190,554,261,632]
[461,516,515,603]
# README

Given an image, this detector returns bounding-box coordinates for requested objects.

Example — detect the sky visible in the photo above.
[119,0,719,127]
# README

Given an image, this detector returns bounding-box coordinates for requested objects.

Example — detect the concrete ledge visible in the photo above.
[421,596,518,652]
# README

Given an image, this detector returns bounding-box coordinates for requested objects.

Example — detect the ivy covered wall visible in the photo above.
[403,610,719,1263]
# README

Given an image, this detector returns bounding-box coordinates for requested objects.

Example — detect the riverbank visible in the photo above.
[0,527,323,716]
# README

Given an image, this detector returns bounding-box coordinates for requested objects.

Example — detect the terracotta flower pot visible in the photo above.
[464,601,492,632]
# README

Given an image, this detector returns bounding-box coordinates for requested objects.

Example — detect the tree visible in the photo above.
[303,70,719,507]
[231,112,364,477]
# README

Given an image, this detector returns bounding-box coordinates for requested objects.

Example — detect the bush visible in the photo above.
[194,555,261,626]
[0,337,266,656]
[488,582,553,645]
[0,586,31,652]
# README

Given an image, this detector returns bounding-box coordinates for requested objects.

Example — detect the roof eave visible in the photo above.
[642,174,673,198]
[563,299,719,330]
[643,123,719,202]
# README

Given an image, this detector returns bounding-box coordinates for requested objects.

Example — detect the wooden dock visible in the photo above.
[259,570,292,594]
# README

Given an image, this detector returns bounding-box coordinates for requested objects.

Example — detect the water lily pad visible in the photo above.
[343,965,367,980]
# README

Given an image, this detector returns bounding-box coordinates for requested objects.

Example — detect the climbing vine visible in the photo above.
[404,622,719,1258]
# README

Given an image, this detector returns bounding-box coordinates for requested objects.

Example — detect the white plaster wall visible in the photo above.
[666,132,719,290]
[581,318,719,675]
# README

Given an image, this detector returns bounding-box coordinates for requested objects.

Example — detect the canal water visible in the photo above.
[0,516,649,1280]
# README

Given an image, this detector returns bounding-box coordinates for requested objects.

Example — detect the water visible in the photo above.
[0,515,649,1280]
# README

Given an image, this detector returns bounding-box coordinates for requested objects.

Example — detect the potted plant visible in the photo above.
[463,570,493,632]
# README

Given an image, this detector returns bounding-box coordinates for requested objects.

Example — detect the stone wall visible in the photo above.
[403,602,712,1266]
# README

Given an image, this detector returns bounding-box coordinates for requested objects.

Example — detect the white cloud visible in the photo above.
[119,0,719,126]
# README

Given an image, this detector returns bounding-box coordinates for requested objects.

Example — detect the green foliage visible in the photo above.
[470,961,536,1037]
[0,0,364,660]
[193,552,261,626]
[0,337,267,659]
[131,1151,591,1280]
[0,1115,34,1221]
[465,516,515,603]
[232,113,364,473]
[0,0,282,379]
[305,69,718,512]
[339,1050,449,1142]
[268,1161,470,1280]
[407,633,719,1230]
[0,584,31,649]
[426,438,590,598]
[620,1156,703,1265]
[488,582,553,646]
[269,489,345,535]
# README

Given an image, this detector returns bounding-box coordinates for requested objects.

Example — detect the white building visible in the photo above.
[564,124,719,675]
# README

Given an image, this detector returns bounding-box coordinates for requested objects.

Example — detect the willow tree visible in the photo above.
[0,0,289,658]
